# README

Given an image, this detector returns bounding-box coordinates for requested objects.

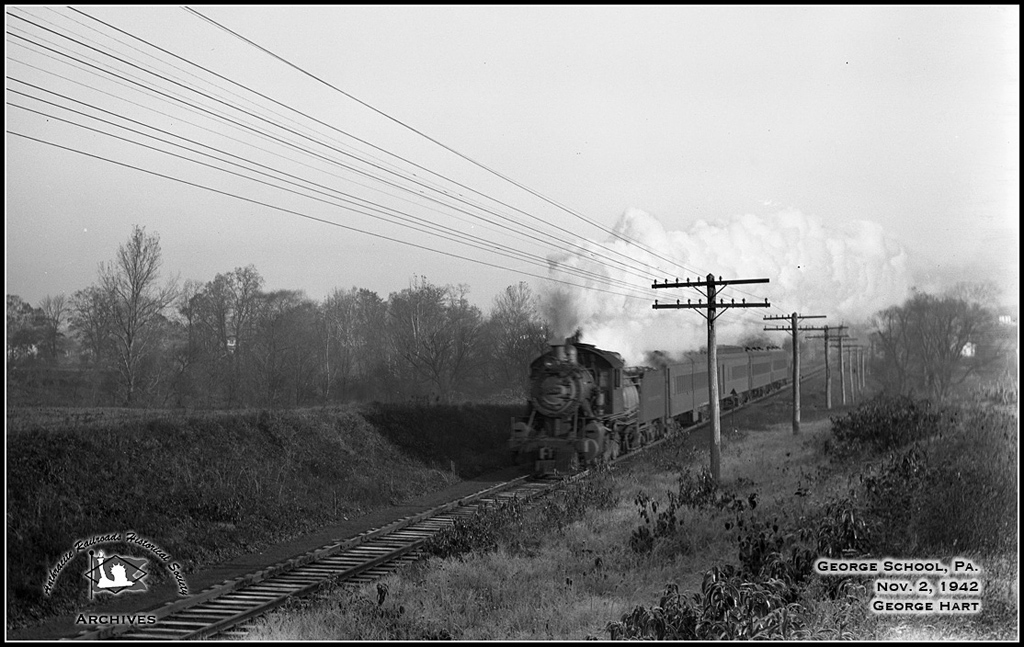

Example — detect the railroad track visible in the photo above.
[72,370,819,640]
[71,477,554,641]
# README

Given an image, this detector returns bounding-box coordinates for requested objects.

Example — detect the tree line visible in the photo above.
[870,283,1015,399]
[6,226,550,408]
[8,226,1014,408]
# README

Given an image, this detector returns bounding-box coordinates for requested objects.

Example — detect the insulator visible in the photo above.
[718,275,722,281]
[686,277,690,285]
[676,299,680,305]
[742,298,746,304]
[688,299,691,304]
[731,298,735,304]
[764,298,769,304]
[654,300,658,305]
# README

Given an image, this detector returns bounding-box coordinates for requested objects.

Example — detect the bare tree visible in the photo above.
[319,288,359,401]
[489,282,548,392]
[387,278,483,402]
[872,304,915,395]
[446,284,485,398]
[251,289,319,406]
[99,225,178,405]
[168,279,205,406]
[69,285,114,365]
[6,295,45,364]
[872,286,1002,398]
[39,294,69,361]
[944,281,1001,306]
[909,292,995,398]
[183,266,264,406]
[352,289,391,399]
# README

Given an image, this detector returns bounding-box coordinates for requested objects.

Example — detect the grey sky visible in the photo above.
[5,5,1019,325]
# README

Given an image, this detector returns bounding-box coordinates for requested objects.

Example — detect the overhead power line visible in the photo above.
[8,8,686,296]
[7,75,658,296]
[178,6,736,284]
[6,94,660,300]
[63,6,689,287]
[8,128,655,302]
[8,6,810,320]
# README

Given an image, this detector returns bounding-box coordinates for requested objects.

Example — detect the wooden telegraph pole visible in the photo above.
[819,333,857,405]
[764,313,826,434]
[653,274,770,484]
[807,325,849,409]
[836,336,857,405]
[860,344,867,389]
[844,345,864,404]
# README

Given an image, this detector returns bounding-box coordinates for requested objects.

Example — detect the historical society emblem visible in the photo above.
[44,531,190,604]
[83,549,149,598]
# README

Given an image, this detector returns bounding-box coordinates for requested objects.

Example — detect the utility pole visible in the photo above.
[838,331,846,405]
[869,338,875,388]
[829,334,857,405]
[846,346,861,404]
[844,345,864,403]
[764,313,826,434]
[835,335,859,405]
[653,274,770,484]
[860,344,867,390]
[807,325,848,409]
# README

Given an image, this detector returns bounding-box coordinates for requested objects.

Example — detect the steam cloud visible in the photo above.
[543,208,911,365]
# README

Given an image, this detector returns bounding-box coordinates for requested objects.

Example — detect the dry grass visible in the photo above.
[243,384,1018,641]
[6,404,513,631]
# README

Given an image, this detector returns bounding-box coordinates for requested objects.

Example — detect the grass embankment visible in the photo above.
[245,379,1018,641]
[5,403,518,631]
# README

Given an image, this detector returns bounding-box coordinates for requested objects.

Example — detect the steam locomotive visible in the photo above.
[509,339,792,474]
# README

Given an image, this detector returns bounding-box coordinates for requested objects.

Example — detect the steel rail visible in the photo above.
[72,477,548,640]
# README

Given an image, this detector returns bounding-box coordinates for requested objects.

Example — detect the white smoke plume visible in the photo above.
[543,208,911,365]
[540,286,582,341]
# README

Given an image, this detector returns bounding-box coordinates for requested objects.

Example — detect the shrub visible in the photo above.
[629,469,757,555]
[608,571,805,640]
[735,518,812,592]
[829,394,941,455]
[813,499,872,559]
[628,491,680,554]
[676,467,756,512]
[853,401,1017,557]
[905,405,1017,555]
[421,498,524,560]
[423,473,618,560]
[676,467,719,508]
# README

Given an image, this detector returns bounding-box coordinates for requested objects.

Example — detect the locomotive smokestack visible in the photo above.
[551,340,566,362]
[565,339,578,364]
